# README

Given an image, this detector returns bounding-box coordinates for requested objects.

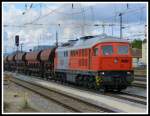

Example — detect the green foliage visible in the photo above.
[131,39,142,49]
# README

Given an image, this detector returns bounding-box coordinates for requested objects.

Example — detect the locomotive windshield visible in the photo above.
[118,45,128,54]
[102,45,113,55]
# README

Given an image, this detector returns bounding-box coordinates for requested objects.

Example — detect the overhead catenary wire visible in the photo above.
[5,4,146,29]
[23,4,67,25]
[45,3,94,16]
[78,3,85,36]
[4,3,147,47]
[4,4,146,27]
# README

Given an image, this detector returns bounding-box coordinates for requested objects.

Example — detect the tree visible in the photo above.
[131,39,142,49]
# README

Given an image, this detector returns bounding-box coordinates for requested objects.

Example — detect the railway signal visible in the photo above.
[15,35,19,73]
[15,35,19,46]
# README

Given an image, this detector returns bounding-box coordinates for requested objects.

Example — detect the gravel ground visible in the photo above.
[3,80,73,113]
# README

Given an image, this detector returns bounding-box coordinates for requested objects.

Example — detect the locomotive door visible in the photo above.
[91,47,100,70]
[88,49,91,70]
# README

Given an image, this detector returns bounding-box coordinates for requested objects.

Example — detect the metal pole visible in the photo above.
[109,24,114,36]
[17,46,18,73]
[112,24,114,36]
[119,13,123,39]
[21,43,23,52]
[145,25,147,39]
[56,31,58,47]
[102,24,105,34]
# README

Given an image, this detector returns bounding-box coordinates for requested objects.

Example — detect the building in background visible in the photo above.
[141,39,147,64]
[131,48,142,68]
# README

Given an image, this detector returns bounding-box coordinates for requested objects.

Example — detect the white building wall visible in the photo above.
[133,58,140,67]
[142,42,147,64]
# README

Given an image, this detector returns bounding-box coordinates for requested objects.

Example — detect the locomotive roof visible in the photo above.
[56,34,129,51]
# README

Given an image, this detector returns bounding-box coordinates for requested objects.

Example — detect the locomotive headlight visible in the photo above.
[127,72,131,74]
[114,58,118,64]
[101,72,105,75]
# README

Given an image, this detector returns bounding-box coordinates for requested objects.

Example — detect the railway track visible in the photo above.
[134,77,146,82]
[41,76,147,106]
[9,72,147,105]
[4,72,146,112]
[104,92,146,105]
[50,79,147,105]
[10,75,115,113]
[53,80,147,105]
[132,80,146,88]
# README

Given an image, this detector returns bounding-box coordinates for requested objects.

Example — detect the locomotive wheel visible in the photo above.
[83,77,87,87]
[87,77,91,88]
[26,71,29,75]
[57,74,60,82]
[63,75,67,84]
[94,82,100,90]
[103,86,109,92]
[75,76,79,86]
[29,71,31,76]
[78,76,82,86]
[88,77,94,89]
[60,74,64,84]
[116,89,121,92]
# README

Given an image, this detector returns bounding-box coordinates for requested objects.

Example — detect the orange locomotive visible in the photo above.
[4,34,134,91]
[54,34,134,91]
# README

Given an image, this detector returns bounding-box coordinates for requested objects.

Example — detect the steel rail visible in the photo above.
[10,76,115,113]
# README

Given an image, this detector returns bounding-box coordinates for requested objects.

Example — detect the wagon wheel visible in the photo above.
[93,82,99,91]
[103,86,109,92]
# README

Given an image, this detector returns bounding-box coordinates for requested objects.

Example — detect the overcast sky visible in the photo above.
[2,2,147,53]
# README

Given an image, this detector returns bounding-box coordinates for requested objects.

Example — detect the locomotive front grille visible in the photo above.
[99,71,134,88]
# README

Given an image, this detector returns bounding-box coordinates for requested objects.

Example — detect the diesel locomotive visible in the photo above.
[4,34,134,91]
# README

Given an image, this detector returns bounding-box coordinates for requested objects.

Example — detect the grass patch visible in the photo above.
[22,92,29,109]
[4,102,10,112]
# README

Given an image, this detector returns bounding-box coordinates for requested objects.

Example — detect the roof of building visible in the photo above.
[131,48,142,58]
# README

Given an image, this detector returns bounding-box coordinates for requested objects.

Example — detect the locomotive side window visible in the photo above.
[118,45,128,54]
[76,51,78,56]
[71,51,72,56]
[82,49,84,56]
[64,51,68,57]
[93,48,98,56]
[85,49,87,56]
[79,50,81,57]
[102,45,113,55]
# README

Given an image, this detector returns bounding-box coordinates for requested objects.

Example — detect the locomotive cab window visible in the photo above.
[118,45,128,54]
[64,51,68,57]
[66,51,68,57]
[93,48,98,56]
[102,45,113,55]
